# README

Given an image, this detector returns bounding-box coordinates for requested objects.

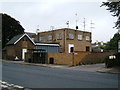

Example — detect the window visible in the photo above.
[57,33,62,39]
[69,33,74,39]
[48,34,52,40]
[78,34,82,40]
[32,38,35,41]
[39,36,45,42]
[86,36,90,41]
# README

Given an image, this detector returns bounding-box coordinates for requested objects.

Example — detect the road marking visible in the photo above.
[0,80,24,89]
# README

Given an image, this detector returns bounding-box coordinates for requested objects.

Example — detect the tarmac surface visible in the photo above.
[1,59,120,74]
[2,61,119,88]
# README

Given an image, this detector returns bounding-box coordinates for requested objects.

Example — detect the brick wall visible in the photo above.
[48,52,116,66]
[80,52,116,64]
[37,28,91,53]
[48,53,73,65]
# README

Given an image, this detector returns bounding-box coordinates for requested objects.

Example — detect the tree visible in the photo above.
[105,33,120,50]
[2,13,24,48]
[101,1,120,29]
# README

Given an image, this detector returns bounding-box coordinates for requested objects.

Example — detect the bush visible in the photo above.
[105,52,120,68]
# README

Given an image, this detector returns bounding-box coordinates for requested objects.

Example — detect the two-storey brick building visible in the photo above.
[35,28,92,53]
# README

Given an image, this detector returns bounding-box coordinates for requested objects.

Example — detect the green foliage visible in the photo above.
[105,52,120,68]
[2,13,24,48]
[104,33,120,50]
[101,1,120,29]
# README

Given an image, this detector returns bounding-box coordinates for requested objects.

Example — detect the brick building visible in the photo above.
[35,28,92,53]
[3,33,59,61]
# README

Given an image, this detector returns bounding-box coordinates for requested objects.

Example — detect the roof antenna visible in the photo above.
[83,18,86,31]
[66,21,69,28]
[36,25,40,35]
[75,13,78,30]
[90,20,95,32]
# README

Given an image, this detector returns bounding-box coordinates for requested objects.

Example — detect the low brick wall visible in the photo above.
[80,52,116,64]
[48,52,116,66]
[48,53,73,66]
[73,52,90,65]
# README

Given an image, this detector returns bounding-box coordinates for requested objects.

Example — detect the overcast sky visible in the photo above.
[0,0,118,42]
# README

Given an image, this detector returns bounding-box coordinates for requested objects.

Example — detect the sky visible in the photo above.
[0,0,118,43]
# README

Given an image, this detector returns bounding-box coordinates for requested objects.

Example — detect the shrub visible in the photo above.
[105,52,120,68]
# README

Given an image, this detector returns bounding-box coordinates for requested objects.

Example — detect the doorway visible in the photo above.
[68,44,74,53]
[49,58,54,64]
[22,49,27,60]
[86,46,90,52]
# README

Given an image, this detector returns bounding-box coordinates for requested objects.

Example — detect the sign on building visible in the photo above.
[118,40,120,52]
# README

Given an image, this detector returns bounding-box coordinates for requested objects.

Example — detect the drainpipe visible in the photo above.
[72,52,74,66]
[64,29,66,52]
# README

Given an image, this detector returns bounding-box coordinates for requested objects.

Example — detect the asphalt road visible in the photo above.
[2,62,119,88]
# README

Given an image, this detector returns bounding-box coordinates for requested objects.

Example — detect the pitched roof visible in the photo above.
[25,32,36,38]
[7,34,23,45]
[7,33,35,45]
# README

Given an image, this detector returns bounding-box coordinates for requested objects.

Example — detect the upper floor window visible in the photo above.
[86,36,90,41]
[31,38,35,41]
[69,33,74,39]
[39,36,45,42]
[78,34,82,40]
[57,33,62,39]
[48,34,52,40]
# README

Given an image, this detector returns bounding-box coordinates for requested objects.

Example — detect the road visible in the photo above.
[2,62,119,88]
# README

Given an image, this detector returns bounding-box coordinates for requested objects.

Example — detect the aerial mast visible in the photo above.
[90,20,95,32]
[83,18,86,31]
[75,13,78,30]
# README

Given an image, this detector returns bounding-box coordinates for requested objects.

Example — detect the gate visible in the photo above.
[32,49,48,64]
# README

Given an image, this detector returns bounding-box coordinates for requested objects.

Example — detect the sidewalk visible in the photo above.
[2,59,120,74]
[97,66,120,74]
[2,59,69,69]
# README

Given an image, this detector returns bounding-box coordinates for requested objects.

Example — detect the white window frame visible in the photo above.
[69,33,74,39]
[86,36,90,41]
[48,34,52,40]
[57,33,62,39]
[78,34,82,40]
[39,36,45,41]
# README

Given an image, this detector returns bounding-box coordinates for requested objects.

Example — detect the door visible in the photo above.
[33,52,47,64]
[86,46,90,52]
[68,44,74,53]
[22,49,27,60]
[49,58,54,64]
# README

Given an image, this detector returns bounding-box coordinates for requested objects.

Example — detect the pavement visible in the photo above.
[1,59,120,74]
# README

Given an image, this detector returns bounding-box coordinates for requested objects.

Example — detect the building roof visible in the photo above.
[37,28,91,34]
[35,43,59,47]
[7,33,36,45]
[25,32,36,38]
[7,34,23,45]
[6,33,60,47]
